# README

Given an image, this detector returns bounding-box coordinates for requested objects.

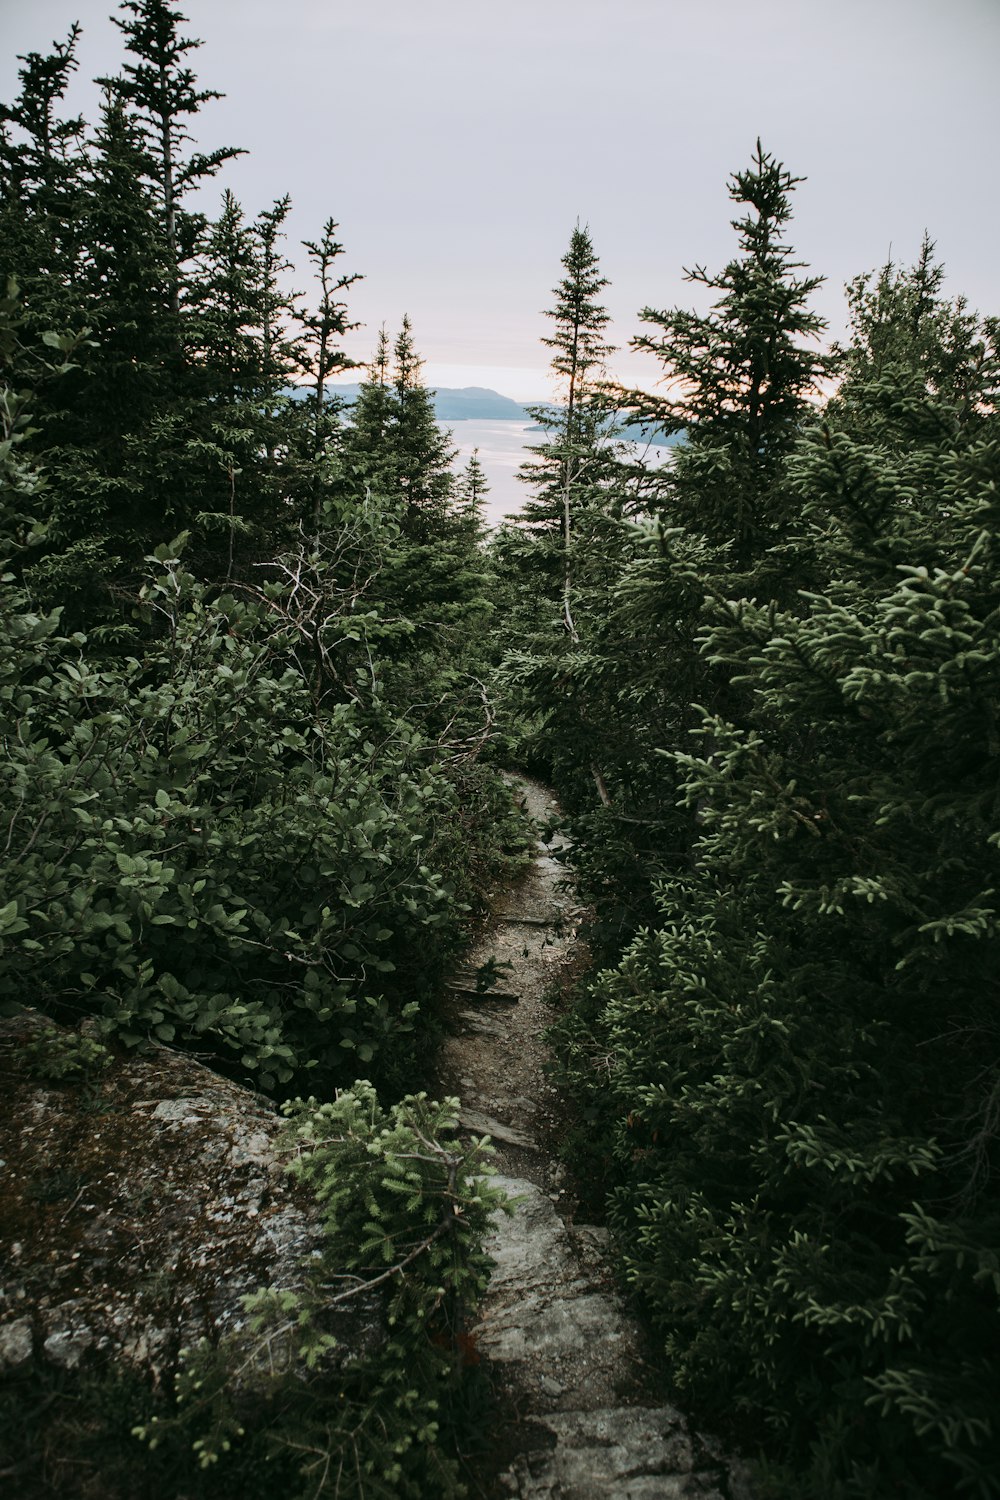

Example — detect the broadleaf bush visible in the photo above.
[0,554,512,1092]
[134,1085,508,1499]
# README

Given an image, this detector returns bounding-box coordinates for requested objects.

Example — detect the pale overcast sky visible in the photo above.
[3,0,998,401]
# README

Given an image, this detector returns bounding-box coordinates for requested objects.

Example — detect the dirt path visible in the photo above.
[434,776,577,1188]
[433,775,752,1499]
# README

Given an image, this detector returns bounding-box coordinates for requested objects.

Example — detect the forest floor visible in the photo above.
[431,774,752,1499]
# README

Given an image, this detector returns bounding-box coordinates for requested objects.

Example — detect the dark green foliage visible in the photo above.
[454,447,489,532]
[100,0,244,313]
[496,151,834,957]
[337,320,496,746]
[295,215,361,529]
[494,224,642,834]
[342,317,457,537]
[15,7,1000,1488]
[1,5,349,608]
[0,266,510,1102]
[0,0,505,1094]
[552,244,1000,1496]
[0,542,510,1093]
[0,280,89,555]
[508,149,820,921]
[1,1089,505,1499]
[21,1021,111,1081]
[628,140,830,569]
[0,26,88,327]
[177,189,306,570]
[501,223,622,639]
[131,1088,505,1498]
[0,16,522,1500]
[19,92,181,618]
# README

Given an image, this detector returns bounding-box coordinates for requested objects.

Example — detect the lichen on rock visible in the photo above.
[0,1009,366,1391]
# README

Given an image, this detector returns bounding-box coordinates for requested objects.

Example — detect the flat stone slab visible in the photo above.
[476,1177,643,1411]
[496,1405,746,1499]
[493,912,569,927]
[457,1008,510,1039]
[458,1110,540,1151]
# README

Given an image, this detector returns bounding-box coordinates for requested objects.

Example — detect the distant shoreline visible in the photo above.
[301,382,678,445]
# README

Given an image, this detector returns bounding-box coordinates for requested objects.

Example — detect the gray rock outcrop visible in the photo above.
[0,1010,350,1389]
[477,1175,751,1498]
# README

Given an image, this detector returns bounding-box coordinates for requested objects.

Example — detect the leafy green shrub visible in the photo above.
[0,549,511,1092]
[135,1085,507,1498]
[21,1021,110,1081]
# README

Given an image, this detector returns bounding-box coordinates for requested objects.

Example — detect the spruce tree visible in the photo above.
[515,223,619,639]
[336,320,495,727]
[101,0,243,315]
[14,88,175,620]
[391,314,456,536]
[1,3,253,617]
[454,447,489,534]
[341,317,456,536]
[535,149,831,937]
[339,325,394,504]
[295,215,360,522]
[251,194,302,487]
[556,248,1000,1496]
[179,189,298,571]
[255,195,299,407]
[492,224,642,828]
[628,141,829,568]
[0,27,88,329]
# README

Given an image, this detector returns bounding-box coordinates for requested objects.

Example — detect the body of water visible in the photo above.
[439,419,673,530]
[439,418,534,527]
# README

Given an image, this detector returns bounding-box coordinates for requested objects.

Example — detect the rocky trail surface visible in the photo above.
[433,775,752,1499]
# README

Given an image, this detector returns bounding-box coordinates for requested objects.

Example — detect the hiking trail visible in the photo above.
[433,774,753,1499]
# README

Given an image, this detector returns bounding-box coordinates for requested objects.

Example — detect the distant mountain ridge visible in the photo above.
[429,385,531,420]
[288,383,681,445]
[311,383,529,421]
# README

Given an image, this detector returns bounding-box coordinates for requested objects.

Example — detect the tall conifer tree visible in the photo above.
[0,28,87,328]
[342,317,456,535]
[454,448,489,534]
[516,224,618,639]
[557,248,1000,1497]
[628,141,829,567]
[101,0,243,315]
[296,217,360,475]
